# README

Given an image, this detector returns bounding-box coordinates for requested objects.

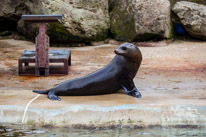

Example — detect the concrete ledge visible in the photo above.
[1,89,206,127]
[1,104,206,127]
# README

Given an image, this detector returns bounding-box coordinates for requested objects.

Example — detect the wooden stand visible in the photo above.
[18,15,71,76]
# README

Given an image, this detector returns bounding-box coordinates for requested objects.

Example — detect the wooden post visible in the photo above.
[35,23,49,76]
[38,23,46,68]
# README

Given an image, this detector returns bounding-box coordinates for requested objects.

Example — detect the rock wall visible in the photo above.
[1,0,206,43]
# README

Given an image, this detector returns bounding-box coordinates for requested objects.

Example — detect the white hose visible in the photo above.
[22,94,40,123]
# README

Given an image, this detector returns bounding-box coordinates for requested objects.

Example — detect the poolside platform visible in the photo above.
[0,39,206,127]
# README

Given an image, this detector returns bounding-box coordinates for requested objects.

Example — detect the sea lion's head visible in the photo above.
[114,43,142,63]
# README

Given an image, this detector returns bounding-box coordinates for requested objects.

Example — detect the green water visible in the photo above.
[1,124,206,137]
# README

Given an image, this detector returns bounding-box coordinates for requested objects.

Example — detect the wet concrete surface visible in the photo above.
[0,39,206,127]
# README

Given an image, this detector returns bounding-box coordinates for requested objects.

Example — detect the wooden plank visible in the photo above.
[21,14,62,22]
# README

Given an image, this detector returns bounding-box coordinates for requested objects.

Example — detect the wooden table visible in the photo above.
[18,15,71,76]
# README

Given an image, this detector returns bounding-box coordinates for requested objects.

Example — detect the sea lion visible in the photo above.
[33,43,142,101]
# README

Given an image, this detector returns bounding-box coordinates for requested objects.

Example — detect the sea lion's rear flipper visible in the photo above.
[48,90,61,101]
[121,85,142,98]
[33,90,49,94]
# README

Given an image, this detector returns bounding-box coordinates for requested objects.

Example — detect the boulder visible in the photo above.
[27,0,109,43]
[172,1,206,39]
[0,0,26,32]
[110,0,173,42]
[0,0,110,43]
[170,0,206,7]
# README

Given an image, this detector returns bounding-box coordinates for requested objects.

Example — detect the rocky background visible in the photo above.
[0,0,206,44]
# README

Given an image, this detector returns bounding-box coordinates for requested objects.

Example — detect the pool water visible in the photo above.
[1,124,206,137]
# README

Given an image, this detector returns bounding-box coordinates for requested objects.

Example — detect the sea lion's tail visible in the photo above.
[33,90,49,94]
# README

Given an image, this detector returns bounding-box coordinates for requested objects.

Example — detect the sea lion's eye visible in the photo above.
[122,46,127,50]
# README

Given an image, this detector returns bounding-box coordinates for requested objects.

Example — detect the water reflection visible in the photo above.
[1,124,206,137]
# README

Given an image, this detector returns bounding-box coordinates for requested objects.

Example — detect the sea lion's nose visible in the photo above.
[114,48,124,55]
[114,49,118,54]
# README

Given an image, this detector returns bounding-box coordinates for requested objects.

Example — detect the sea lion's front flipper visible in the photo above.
[48,90,61,101]
[121,82,142,98]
